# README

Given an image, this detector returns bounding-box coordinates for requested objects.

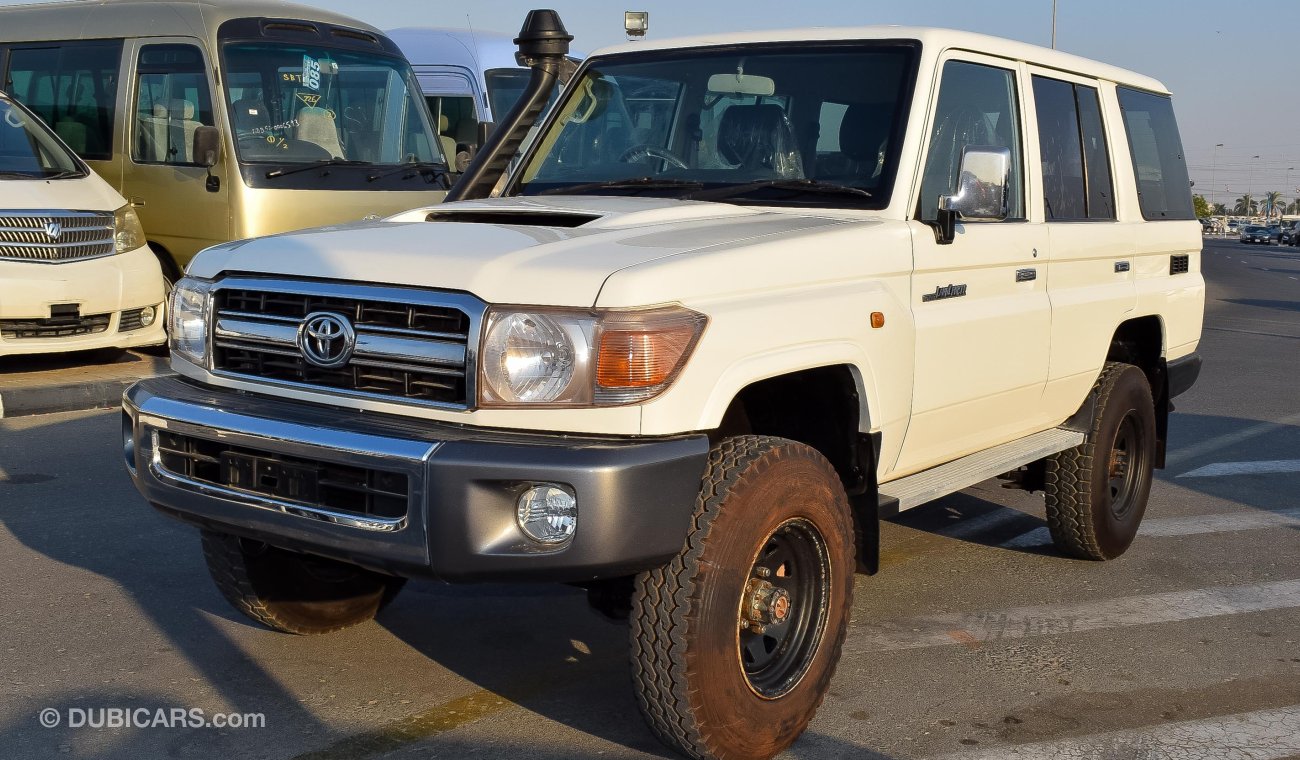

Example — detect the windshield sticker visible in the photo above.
[296,92,322,108]
[302,55,321,91]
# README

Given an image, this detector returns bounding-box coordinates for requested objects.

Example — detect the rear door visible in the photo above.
[898,54,1052,475]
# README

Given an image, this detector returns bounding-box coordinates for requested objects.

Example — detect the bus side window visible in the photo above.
[133,44,214,165]
[6,41,121,160]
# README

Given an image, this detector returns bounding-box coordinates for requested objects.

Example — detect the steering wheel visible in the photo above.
[619,144,689,170]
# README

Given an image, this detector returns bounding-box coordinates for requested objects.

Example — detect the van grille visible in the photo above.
[209,279,482,408]
[0,212,115,263]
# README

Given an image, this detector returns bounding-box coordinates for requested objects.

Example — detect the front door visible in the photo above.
[120,40,231,273]
[897,55,1052,475]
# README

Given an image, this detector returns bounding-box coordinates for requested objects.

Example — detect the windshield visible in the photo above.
[485,68,564,121]
[513,43,918,207]
[0,94,85,178]
[222,42,442,166]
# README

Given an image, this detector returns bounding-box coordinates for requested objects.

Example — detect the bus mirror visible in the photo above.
[193,126,221,168]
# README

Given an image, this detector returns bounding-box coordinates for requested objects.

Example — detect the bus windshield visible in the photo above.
[0,94,85,179]
[222,42,443,167]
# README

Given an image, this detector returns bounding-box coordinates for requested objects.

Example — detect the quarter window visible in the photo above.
[133,45,215,165]
[918,61,1024,222]
[4,41,122,160]
[1032,76,1114,220]
[1117,87,1194,220]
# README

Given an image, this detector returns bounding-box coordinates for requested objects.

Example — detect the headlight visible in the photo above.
[480,306,706,407]
[113,205,146,254]
[169,278,213,366]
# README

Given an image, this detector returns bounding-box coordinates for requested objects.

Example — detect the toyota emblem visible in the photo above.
[297,312,356,368]
[44,221,63,240]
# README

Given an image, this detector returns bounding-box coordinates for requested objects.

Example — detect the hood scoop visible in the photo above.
[424,210,599,228]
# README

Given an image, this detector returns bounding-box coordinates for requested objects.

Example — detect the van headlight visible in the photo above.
[479,306,706,407]
[169,278,213,366]
[113,205,146,254]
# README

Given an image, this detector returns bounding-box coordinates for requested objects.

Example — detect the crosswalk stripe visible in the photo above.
[935,705,1300,759]
[848,579,1300,652]
[997,508,1300,549]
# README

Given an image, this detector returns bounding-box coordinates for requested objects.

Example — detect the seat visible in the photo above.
[817,103,892,181]
[295,107,344,158]
[167,98,201,163]
[436,113,457,167]
[716,103,803,178]
[230,94,269,136]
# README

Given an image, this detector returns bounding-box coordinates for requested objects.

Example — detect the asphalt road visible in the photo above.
[1,237,1297,760]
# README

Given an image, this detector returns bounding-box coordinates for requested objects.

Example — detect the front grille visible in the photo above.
[154,430,408,520]
[210,280,479,408]
[1,313,110,339]
[0,212,115,263]
[1170,254,1190,275]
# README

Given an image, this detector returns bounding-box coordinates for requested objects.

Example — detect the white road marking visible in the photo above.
[998,508,1300,549]
[1178,459,1300,478]
[848,578,1300,652]
[937,705,1300,760]
[1166,411,1300,468]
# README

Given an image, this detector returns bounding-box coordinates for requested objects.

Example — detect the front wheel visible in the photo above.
[1044,362,1156,560]
[201,531,406,635]
[630,436,856,760]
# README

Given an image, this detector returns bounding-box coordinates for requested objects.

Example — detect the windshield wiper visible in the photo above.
[366,160,450,186]
[689,179,873,202]
[265,158,373,179]
[535,177,705,196]
[40,170,86,179]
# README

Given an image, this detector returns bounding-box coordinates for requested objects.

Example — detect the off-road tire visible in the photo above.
[629,436,856,760]
[1045,362,1156,560]
[201,531,406,635]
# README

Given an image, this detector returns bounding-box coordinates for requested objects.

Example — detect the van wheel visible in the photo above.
[1045,362,1156,560]
[200,531,405,635]
[630,436,855,760]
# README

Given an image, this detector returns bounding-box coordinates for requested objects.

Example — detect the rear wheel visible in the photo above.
[1044,362,1156,560]
[630,436,855,760]
[201,530,405,635]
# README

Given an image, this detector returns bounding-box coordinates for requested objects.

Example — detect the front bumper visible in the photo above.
[123,376,709,582]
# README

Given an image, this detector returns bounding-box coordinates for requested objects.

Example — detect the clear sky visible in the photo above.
[2,0,1295,208]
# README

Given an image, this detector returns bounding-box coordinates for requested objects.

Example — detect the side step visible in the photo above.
[878,427,1085,514]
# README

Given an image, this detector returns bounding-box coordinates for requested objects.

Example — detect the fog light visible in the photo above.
[139,305,156,327]
[516,484,577,545]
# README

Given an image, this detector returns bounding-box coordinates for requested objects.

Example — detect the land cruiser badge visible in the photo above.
[921,284,968,302]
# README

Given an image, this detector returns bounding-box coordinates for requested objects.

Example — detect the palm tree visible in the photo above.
[1263,190,1285,219]
[1233,194,1257,215]
[1211,203,1228,216]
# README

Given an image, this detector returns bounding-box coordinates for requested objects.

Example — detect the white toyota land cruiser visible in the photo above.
[124,13,1204,760]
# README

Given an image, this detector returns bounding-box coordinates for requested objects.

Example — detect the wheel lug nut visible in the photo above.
[755,567,772,578]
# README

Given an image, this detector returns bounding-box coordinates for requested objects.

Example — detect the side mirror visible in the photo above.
[935,146,1011,244]
[192,126,221,168]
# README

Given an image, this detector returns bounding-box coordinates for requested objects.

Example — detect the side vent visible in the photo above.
[1170,254,1190,275]
[425,211,598,228]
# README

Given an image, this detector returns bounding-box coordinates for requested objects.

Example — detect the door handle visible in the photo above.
[1114,261,1131,273]
[128,197,146,207]
[1015,268,1037,282]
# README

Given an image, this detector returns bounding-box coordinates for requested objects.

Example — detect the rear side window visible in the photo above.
[1032,76,1114,220]
[1117,87,1193,220]
[4,41,122,161]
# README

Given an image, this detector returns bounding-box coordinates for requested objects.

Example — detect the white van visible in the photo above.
[388,27,579,172]
[0,91,164,357]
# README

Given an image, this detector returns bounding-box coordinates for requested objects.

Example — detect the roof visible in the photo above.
[0,0,383,41]
[590,26,1168,94]
[386,27,521,73]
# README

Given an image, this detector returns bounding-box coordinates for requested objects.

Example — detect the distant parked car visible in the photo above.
[1240,225,1273,244]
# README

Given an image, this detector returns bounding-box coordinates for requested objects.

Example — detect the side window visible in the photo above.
[133,44,215,165]
[1032,76,1114,221]
[1117,87,1194,220]
[918,60,1024,222]
[5,41,122,160]
[425,95,479,171]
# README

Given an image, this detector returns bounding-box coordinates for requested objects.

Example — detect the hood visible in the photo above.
[186,196,850,306]
[0,173,125,213]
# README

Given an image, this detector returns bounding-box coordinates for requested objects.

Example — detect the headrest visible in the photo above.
[717,103,792,167]
[169,99,195,120]
[840,104,891,163]
[438,114,450,132]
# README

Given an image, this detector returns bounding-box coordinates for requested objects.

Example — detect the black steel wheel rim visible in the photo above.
[737,517,831,699]
[1107,411,1145,519]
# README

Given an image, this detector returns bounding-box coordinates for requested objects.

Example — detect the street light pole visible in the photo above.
[1051,0,1058,49]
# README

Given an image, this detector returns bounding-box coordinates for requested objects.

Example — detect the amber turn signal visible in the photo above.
[594,307,707,403]
[870,311,885,329]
